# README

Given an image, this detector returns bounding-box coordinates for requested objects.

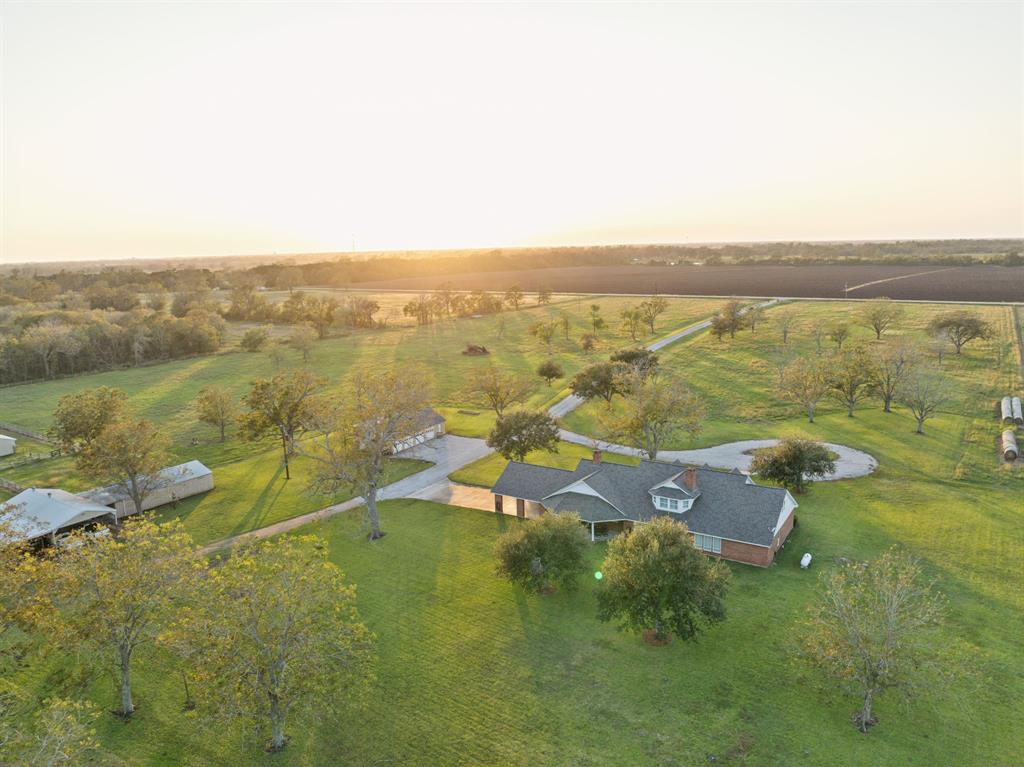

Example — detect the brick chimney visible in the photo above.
[592,449,602,464]
[683,467,697,490]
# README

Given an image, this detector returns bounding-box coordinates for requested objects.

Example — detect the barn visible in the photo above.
[0,488,117,544]
[391,408,446,453]
[80,460,214,517]
[0,434,15,457]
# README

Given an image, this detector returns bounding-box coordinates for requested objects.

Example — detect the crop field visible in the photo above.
[357,263,1024,302]
[2,295,1022,766]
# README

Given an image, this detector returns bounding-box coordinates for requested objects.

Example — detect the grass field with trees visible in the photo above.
[2,295,1022,765]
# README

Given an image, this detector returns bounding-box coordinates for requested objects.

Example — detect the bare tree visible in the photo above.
[828,322,850,351]
[745,304,765,333]
[870,341,918,413]
[860,298,904,340]
[899,369,951,434]
[775,310,797,344]
[637,296,669,333]
[779,357,830,423]
[826,347,874,417]
[800,549,945,732]
[302,368,431,539]
[462,367,532,416]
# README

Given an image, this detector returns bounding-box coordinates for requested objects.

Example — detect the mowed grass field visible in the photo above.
[0,293,722,546]
[3,297,1022,765]
[0,294,726,461]
[10,495,1022,766]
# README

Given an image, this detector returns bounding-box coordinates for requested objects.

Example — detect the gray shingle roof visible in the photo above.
[414,408,446,428]
[491,457,794,546]
[547,492,625,523]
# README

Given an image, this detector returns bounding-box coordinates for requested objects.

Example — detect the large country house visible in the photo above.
[491,452,797,566]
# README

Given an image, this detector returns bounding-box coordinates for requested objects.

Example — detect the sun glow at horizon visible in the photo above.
[2,2,1021,264]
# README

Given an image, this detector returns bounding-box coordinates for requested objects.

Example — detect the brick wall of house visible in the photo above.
[719,540,774,567]
[714,510,796,567]
[771,511,796,553]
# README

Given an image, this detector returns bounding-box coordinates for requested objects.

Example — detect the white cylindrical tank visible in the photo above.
[1001,397,1014,423]
[800,552,812,569]
[1012,396,1023,426]
[1002,430,1019,462]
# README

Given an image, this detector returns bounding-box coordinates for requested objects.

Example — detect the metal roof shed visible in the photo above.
[0,488,117,543]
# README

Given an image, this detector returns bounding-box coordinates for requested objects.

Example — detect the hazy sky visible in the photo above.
[2,2,1022,263]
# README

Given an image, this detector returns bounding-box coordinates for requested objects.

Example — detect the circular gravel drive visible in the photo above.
[558,431,878,480]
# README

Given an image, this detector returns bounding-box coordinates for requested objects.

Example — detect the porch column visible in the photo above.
[590,522,595,542]
[516,498,525,518]
[494,495,503,514]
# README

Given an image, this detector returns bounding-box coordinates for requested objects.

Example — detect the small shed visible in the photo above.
[1012,397,1023,426]
[80,460,214,517]
[1000,397,1014,424]
[0,434,15,457]
[1002,430,1019,462]
[0,488,116,544]
[391,408,446,453]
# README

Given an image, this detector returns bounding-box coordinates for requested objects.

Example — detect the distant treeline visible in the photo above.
[3,240,1020,300]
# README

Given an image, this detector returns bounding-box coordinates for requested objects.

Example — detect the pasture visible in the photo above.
[0,294,726,455]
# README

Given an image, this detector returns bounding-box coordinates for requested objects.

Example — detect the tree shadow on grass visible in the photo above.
[227,462,286,539]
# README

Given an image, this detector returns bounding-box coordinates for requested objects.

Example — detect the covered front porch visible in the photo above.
[586,520,633,542]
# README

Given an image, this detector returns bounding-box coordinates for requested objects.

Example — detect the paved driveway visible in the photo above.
[557,430,877,480]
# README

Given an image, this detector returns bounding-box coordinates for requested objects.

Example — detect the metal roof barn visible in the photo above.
[0,488,117,543]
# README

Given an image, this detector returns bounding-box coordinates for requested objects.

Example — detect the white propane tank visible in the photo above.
[800,552,812,569]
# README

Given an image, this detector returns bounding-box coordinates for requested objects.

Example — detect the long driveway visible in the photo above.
[547,299,779,420]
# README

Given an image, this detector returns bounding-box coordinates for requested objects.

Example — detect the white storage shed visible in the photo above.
[80,460,214,517]
[0,434,15,457]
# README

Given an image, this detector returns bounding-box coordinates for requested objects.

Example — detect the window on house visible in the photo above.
[654,496,679,511]
[694,534,722,554]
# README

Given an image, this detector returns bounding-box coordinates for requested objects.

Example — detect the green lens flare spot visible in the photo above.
[594,571,603,580]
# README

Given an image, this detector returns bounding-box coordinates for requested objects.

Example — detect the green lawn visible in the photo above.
[450,439,638,487]
[11,496,1021,766]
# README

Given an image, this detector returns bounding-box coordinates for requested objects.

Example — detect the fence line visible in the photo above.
[0,478,24,494]
[0,423,52,443]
